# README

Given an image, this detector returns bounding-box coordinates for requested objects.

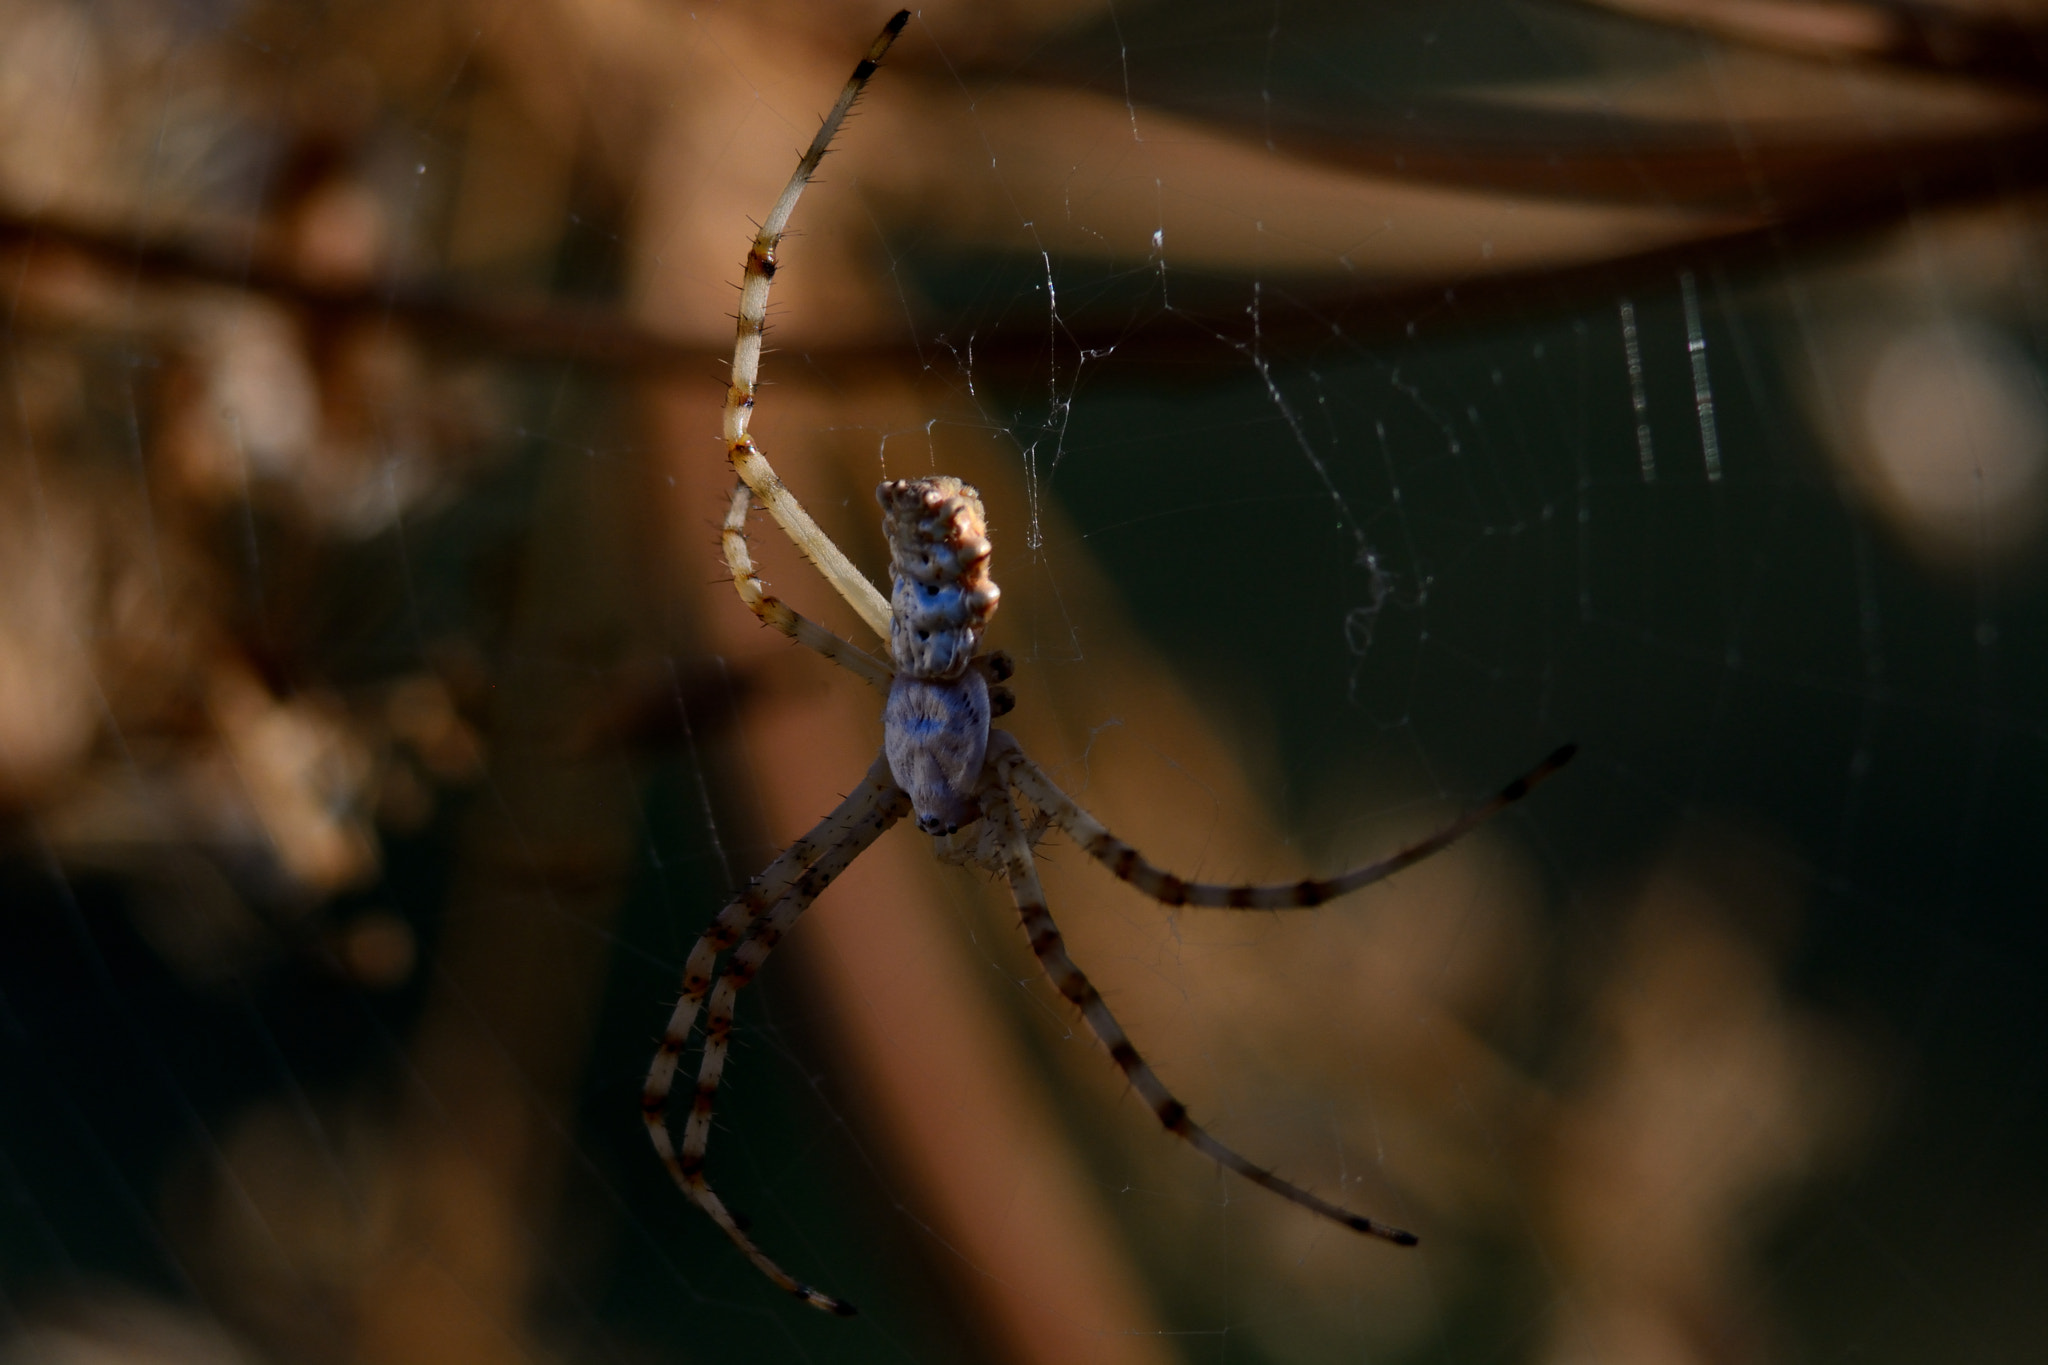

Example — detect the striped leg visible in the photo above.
[721,479,893,690]
[677,778,909,1315]
[982,786,1418,1245]
[994,730,1575,909]
[644,758,899,1240]
[721,13,908,641]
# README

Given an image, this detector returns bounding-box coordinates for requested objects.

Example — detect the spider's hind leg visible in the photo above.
[718,13,908,643]
[720,480,893,691]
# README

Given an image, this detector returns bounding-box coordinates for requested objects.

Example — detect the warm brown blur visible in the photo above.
[3,0,2030,1361]
[1537,830,1870,1365]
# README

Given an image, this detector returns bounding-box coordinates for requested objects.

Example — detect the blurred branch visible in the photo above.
[1270,105,2048,210]
[1567,0,2048,91]
[6,95,2041,379]
[0,210,712,371]
[1152,119,2048,357]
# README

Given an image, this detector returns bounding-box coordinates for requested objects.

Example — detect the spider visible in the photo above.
[643,10,1576,1316]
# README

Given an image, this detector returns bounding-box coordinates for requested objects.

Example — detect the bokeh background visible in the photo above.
[1,1,2044,1362]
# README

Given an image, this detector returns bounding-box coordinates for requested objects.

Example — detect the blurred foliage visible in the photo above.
[1,2,2045,1363]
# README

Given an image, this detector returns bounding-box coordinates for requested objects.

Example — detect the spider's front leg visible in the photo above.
[644,755,906,1315]
[643,755,899,1127]
[979,781,1421,1245]
[675,767,910,1316]
[997,731,1575,909]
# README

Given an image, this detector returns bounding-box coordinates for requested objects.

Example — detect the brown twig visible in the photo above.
[4,98,2042,378]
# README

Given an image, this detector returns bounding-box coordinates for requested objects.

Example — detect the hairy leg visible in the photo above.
[982,784,1417,1243]
[720,16,906,639]
[721,479,892,689]
[643,756,898,1216]
[675,773,911,1315]
[994,730,1575,908]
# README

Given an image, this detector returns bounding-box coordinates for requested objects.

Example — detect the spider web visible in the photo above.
[1,2,2045,1364]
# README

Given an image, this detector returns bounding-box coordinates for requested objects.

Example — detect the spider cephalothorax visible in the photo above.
[643,10,1574,1317]
[878,476,1001,834]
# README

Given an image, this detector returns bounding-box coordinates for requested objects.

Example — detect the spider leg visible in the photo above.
[643,757,898,1233]
[721,14,907,640]
[994,731,1576,909]
[676,767,911,1315]
[722,479,893,690]
[982,786,1418,1245]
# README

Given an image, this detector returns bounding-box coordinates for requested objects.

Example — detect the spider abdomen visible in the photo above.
[877,477,999,680]
[884,670,990,834]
